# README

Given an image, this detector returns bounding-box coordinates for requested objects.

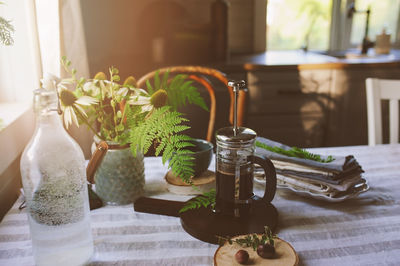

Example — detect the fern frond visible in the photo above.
[161,70,169,89]
[155,140,167,156]
[146,79,154,95]
[255,141,335,163]
[169,151,195,184]
[145,71,209,112]
[179,189,216,213]
[128,106,195,181]
[154,70,161,91]
[185,83,209,111]
[170,74,187,91]
[162,144,175,165]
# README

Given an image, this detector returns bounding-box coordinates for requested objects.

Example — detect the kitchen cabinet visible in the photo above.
[222,61,400,147]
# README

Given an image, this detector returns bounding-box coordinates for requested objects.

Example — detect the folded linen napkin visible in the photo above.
[277,167,363,184]
[254,137,367,200]
[276,174,367,198]
[255,166,363,191]
[255,137,363,174]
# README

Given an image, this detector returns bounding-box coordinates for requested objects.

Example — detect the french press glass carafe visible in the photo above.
[215,126,277,217]
[214,80,277,217]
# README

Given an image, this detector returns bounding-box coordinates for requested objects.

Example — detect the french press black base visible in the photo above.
[180,198,278,244]
[180,80,279,244]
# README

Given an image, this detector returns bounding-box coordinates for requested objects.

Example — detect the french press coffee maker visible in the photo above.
[180,80,278,244]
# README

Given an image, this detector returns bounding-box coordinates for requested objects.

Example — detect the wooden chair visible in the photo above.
[366,78,400,145]
[137,66,247,142]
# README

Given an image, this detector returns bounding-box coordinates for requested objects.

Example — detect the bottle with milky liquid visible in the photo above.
[20,77,93,266]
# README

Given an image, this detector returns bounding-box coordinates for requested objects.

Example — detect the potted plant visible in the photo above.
[50,57,208,205]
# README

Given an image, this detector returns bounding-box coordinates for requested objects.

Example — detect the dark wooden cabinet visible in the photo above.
[245,67,333,147]
[223,62,400,148]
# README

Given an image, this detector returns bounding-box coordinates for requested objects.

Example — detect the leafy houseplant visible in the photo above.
[0,1,14,46]
[0,2,13,131]
[51,57,208,203]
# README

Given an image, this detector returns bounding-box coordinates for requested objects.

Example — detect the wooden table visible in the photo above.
[0,144,400,265]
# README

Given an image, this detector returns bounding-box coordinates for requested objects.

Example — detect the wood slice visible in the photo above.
[214,236,299,266]
[165,170,215,195]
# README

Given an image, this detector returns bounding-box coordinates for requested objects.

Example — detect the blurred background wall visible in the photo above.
[81,0,266,79]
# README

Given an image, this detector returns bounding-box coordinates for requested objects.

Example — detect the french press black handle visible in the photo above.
[251,154,277,203]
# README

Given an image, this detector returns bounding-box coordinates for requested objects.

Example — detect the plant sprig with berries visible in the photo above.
[218,226,276,250]
[218,226,277,260]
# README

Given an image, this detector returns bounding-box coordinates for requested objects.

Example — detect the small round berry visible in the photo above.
[257,243,275,259]
[235,249,249,264]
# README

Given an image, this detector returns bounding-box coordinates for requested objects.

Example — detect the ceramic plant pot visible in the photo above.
[92,140,145,205]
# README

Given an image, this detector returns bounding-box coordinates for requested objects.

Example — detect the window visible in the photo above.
[266,0,400,51]
[267,0,332,51]
[350,0,400,46]
[0,1,37,178]
[0,0,39,104]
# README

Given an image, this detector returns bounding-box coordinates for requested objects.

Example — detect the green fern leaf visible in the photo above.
[128,106,196,181]
[255,141,335,163]
[145,70,209,112]
[154,70,161,90]
[161,70,169,89]
[169,74,186,91]
[146,79,154,95]
[155,141,167,156]
[179,189,216,213]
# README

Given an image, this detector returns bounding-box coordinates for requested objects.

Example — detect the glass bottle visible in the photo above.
[20,87,93,266]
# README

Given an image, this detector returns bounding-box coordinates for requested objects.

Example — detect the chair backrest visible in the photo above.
[366,78,400,145]
[137,66,246,142]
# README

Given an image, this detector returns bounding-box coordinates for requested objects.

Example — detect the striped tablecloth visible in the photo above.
[1,144,400,265]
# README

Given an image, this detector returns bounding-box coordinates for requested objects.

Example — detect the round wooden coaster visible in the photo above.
[180,200,278,244]
[165,170,215,195]
[214,236,299,266]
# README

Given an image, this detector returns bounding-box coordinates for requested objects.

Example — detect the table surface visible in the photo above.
[1,144,400,266]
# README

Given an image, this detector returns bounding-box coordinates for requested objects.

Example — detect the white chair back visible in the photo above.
[366,78,400,146]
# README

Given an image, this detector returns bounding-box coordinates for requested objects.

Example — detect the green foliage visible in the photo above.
[255,141,335,163]
[128,106,196,182]
[146,70,209,112]
[179,189,216,213]
[218,226,276,250]
[58,60,210,184]
[0,16,14,46]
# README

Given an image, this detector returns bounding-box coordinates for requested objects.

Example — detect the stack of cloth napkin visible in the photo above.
[255,137,368,200]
